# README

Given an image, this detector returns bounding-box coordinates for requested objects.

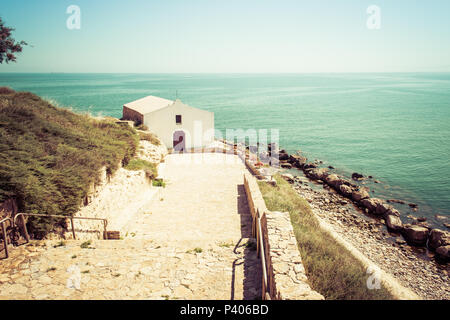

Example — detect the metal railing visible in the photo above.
[254,209,271,300]
[13,213,108,242]
[0,217,13,259]
[1,213,109,259]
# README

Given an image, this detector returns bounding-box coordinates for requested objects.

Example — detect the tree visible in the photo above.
[0,17,27,64]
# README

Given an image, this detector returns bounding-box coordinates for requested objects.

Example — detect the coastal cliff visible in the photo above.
[0,88,139,238]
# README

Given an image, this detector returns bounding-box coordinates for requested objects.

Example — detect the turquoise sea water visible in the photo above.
[1,73,449,227]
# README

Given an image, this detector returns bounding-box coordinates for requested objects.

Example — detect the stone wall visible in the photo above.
[122,106,143,125]
[243,173,324,300]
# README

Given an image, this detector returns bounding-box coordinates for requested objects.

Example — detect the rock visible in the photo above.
[375,202,392,216]
[304,168,329,181]
[303,162,318,170]
[279,152,290,161]
[325,174,341,188]
[428,229,450,250]
[338,184,353,197]
[360,198,384,214]
[328,166,335,170]
[444,223,450,230]
[435,245,450,261]
[408,203,418,209]
[352,188,370,202]
[385,215,403,232]
[288,155,307,168]
[385,208,401,217]
[374,180,381,184]
[280,162,292,169]
[351,172,365,181]
[417,217,427,222]
[388,199,406,205]
[281,174,295,183]
[402,225,430,246]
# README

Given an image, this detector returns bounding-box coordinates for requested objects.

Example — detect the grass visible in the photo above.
[152,179,166,188]
[124,159,158,180]
[80,240,92,249]
[139,131,160,146]
[186,247,203,254]
[258,175,394,300]
[53,240,66,248]
[218,241,234,248]
[0,89,139,238]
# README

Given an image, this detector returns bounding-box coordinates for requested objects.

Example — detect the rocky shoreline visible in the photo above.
[273,148,450,264]
[286,174,449,300]
[240,143,449,299]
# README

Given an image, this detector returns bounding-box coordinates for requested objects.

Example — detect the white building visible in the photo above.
[123,96,215,150]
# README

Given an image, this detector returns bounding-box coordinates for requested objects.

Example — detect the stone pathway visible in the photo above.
[0,153,262,300]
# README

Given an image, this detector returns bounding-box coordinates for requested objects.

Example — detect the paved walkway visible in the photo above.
[0,153,262,300]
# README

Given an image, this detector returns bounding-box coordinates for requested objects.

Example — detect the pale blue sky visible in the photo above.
[1,0,450,73]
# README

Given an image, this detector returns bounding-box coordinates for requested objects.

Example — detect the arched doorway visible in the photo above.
[173,130,186,153]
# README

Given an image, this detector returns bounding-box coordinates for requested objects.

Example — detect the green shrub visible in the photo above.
[152,179,166,188]
[124,159,158,180]
[0,90,139,238]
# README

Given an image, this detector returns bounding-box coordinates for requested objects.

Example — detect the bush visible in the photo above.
[258,175,394,300]
[139,131,160,146]
[0,91,139,238]
[124,159,158,180]
[152,179,166,188]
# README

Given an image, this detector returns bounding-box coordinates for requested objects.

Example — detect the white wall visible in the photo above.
[143,100,215,148]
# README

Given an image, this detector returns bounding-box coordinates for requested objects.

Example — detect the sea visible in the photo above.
[1,73,449,227]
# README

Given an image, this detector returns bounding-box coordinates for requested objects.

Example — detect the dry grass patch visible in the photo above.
[258,175,394,300]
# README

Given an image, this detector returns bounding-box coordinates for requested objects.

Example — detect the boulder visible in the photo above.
[388,199,406,205]
[385,215,403,232]
[435,245,450,261]
[280,162,293,169]
[375,202,392,216]
[428,229,450,250]
[351,172,365,181]
[385,208,401,217]
[325,174,341,188]
[303,162,318,170]
[352,188,370,202]
[305,168,329,181]
[360,198,384,214]
[402,225,430,246]
[279,152,289,161]
[281,174,295,183]
[339,184,353,197]
[288,155,307,168]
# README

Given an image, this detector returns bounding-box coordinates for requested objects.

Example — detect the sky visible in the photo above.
[1,0,450,73]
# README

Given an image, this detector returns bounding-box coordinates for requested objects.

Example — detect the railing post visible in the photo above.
[2,222,9,259]
[20,214,30,243]
[70,218,76,240]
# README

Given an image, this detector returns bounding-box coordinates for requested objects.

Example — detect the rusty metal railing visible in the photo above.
[0,217,13,259]
[13,213,108,242]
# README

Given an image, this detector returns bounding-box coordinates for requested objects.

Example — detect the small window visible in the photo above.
[176,115,182,124]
